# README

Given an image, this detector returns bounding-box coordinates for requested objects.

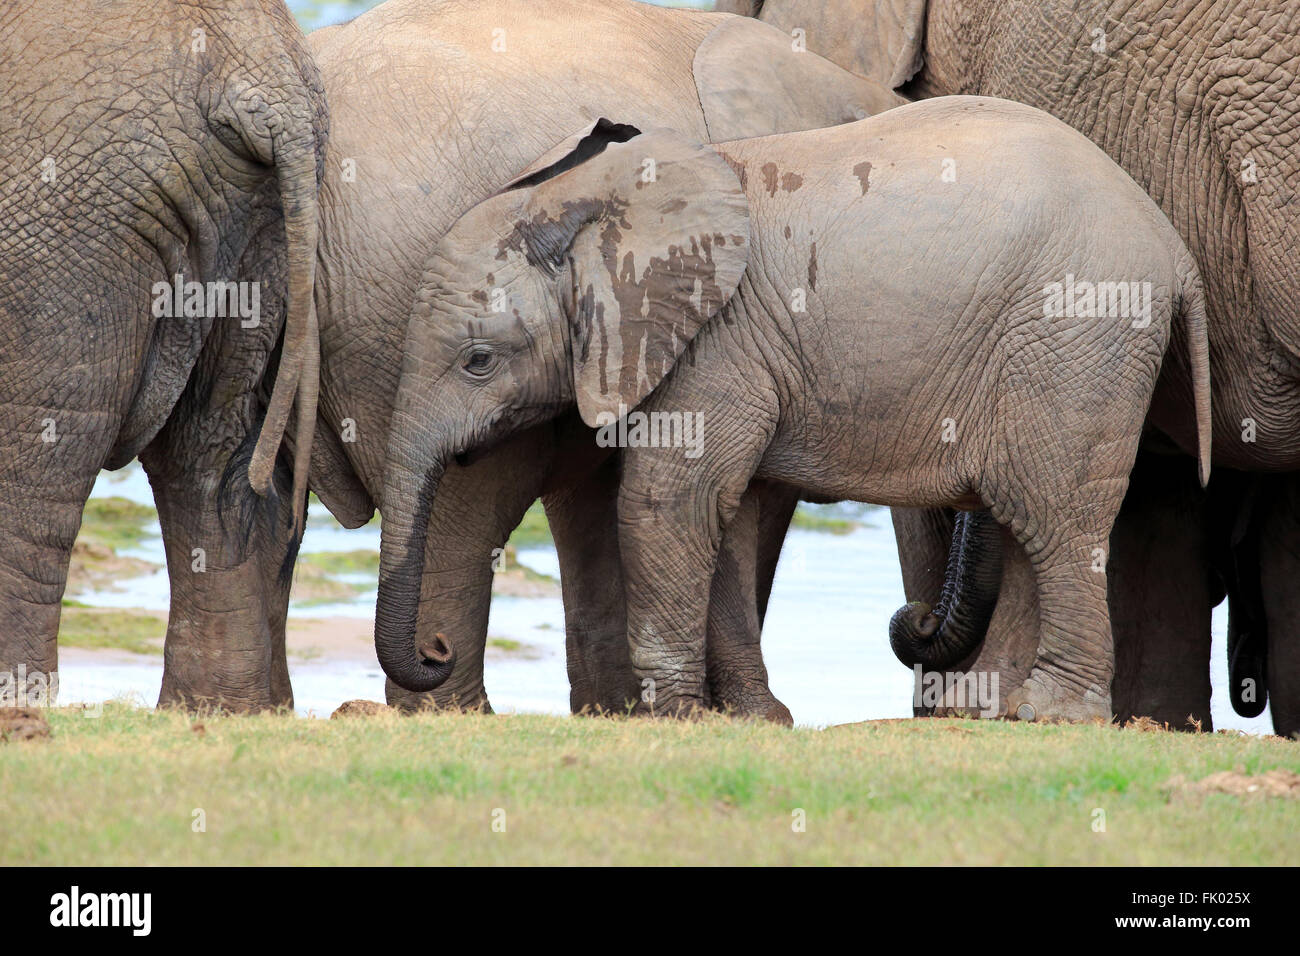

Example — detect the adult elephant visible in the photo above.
[305,0,897,717]
[720,0,1300,735]
[0,0,325,710]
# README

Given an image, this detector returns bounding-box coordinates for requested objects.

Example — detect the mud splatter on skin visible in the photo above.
[600,227,728,403]
[722,153,748,190]
[497,197,628,277]
[808,242,817,292]
[760,163,804,196]
[853,161,872,195]
[496,195,734,405]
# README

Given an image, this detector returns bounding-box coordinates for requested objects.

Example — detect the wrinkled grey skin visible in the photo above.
[306,0,893,720]
[722,0,1300,735]
[0,0,325,711]
[375,99,1211,723]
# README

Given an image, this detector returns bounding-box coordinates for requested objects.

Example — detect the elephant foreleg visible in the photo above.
[704,480,795,724]
[544,454,639,714]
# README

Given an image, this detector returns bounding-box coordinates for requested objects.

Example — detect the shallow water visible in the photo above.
[63,469,1276,732]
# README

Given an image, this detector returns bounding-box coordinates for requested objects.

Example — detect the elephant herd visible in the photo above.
[2,0,1296,737]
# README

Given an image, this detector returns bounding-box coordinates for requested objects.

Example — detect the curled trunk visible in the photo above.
[889,509,1002,669]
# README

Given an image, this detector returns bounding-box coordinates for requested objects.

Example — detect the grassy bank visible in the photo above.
[2,707,1296,865]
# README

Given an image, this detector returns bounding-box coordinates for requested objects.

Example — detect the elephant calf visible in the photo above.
[374,96,1211,724]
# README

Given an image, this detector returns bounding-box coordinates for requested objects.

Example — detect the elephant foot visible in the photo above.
[632,693,709,719]
[1006,670,1112,724]
[385,677,492,714]
[713,690,793,726]
[760,699,794,726]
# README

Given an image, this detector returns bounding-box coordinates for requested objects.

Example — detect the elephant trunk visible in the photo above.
[373,404,456,693]
[889,509,1002,669]
[247,126,321,539]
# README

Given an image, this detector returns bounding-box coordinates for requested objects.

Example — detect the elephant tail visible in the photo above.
[246,107,325,542]
[1176,253,1212,488]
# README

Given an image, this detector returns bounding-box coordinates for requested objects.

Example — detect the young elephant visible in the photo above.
[375,96,1211,723]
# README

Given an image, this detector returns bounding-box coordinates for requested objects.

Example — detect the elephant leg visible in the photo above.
[0,410,110,698]
[891,507,956,614]
[754,481,799,626]
[898,451,1216,726]
[1109,451,1214,729]
[618,390,775,717]
[705,480,795,725]
[143,415,298,712]
[996,420,1131,722]
[1257,473,1300,738]
[544,454,638,714]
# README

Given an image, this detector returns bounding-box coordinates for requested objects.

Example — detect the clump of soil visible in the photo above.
[331,699,392,719]
[1123,714,1204,733]
[0,707,51,742]
[1166,768,1300,799]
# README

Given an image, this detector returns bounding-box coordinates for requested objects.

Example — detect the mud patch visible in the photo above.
[852,161,872,195]
[1123,714,1205,733]
[0,707,50,742]
[1166,769,1300,799]
[331,699,393,719]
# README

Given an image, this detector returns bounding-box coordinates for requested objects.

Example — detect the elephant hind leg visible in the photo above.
[0,412,115,699]
[1258,473,1300,739]
[1109,451,1215,729]
[987,405,1144,723]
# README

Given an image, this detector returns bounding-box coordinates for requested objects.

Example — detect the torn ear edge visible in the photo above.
[500,118,643,192]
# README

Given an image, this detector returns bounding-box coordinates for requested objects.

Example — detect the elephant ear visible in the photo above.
[512,126,750,426]
[694,15,907,140]
[747,0,927,90]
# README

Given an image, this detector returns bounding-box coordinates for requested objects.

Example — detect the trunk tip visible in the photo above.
[419,633,455,667]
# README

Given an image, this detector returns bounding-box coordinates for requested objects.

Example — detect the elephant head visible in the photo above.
[374,121,751,692]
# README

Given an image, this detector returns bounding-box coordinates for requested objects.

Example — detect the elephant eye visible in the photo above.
[462,347,497,378]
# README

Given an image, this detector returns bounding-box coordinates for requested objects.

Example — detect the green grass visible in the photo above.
[506,502,552,548]
[57,607,165,655]
[77,496,157,551]
[2,707,1297,865]
[790,506,859,535]
[297,549,380,576]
